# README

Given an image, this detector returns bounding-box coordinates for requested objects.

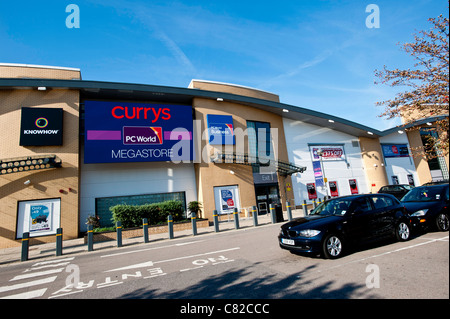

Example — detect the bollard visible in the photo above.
[252,205,258,227]
[270,204,276,224]
[116,221,122,247]
[191,212,197,236]
[168,215,174,239]
[87,225,94,251]
[21,232,30,262]
[303,200,308,216]
[213,210,219,233]
[56,228,63,256]
[313,200,317,209]
[286,201,293,221]
[233,208,240,229]
[143,218,149,243]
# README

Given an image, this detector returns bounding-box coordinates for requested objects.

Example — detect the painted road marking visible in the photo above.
[317,235,449,274]
[10,268,64,281]
[0,276,58,294]
[0,288,47,299]
[103,247,240,273]
[100,240,205,258]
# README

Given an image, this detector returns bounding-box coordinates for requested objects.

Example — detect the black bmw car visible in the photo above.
[401,184,449,232]
[279,194,411,259]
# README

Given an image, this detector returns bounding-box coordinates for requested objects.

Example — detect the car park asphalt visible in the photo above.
[1,208,448,300]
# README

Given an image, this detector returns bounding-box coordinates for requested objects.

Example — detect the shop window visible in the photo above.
[247,120,274,164]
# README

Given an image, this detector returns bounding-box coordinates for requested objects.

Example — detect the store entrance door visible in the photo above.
[255,184,280,215]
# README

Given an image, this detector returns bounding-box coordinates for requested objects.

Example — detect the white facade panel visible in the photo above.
[379,132,418,186]
[283,118,369,206]
[79,158,197,232]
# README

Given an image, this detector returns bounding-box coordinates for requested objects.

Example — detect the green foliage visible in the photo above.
[187,201,203,218]
[110,200,185,229]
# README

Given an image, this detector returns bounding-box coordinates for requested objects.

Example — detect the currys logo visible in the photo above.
[123,126,163,145]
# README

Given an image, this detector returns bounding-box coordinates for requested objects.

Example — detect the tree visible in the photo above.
[375,11,449,157]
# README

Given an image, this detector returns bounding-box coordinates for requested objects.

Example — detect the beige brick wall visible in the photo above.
[0,64,81,80]
[358,137,389,193]
[0,88,80,248]
[193,95,294,221]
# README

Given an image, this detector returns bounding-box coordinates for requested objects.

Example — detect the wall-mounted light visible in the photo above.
[24,180,31,185]
[398,130,404,134]
[373,164,378,167]
[229,170,235,175]
[37,87,47,91]
[217,98,224,102]
[328,119,335,123]
[426,122,432,126]
[367,131,374,135]
[282,109,289,113]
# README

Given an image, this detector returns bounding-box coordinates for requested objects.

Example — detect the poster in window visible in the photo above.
[307,183,318,200]
[16,198,61,239]
[349,179,359,194]
[29,204,52,232]
[329,181,339,197]
[214,185,241,214]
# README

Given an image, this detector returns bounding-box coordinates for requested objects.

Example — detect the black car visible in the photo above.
[378,184,415,200]
[278,194,411,259]
[401,184,449,232]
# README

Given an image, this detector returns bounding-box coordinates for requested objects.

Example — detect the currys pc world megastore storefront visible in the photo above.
[81,100,197,231]
[0,64,447,248]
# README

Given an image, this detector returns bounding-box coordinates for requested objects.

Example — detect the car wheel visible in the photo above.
[436,213,449,231]
[396,221,410,241]
[322,234,344,259]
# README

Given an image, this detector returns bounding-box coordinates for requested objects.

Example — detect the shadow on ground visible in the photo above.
[118,262,378,299]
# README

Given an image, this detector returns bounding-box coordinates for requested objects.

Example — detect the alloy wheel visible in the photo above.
[436,213,449,231]
[326,236,342,257]
[397,222,410,241]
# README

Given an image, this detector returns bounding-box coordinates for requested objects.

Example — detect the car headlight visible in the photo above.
[412,209,428,217]
[298,229,321,238]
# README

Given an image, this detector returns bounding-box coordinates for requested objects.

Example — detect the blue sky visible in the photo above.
[0,0,448,130]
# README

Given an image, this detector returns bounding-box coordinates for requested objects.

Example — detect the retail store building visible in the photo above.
[0,63,448,248]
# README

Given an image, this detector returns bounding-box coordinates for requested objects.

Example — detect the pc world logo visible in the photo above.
[123,126,163,145]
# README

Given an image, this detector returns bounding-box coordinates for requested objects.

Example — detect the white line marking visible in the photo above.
[48,290,83,299]
[180,266,204,272]
[10,268,64,281]
[0,276,57,293]
[153,247,241,265]
[31,257,74,267]
[103,247,240,272]
[0,288,47,299]
[100,240,204,258]
[104,261,154,273]
[97,282,123,288]
[24,262,71,272]
[143,273,167,279]
[318,235,449,273]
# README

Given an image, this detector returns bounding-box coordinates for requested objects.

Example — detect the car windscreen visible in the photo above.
[310,199,353,216]
[401,186,445,202]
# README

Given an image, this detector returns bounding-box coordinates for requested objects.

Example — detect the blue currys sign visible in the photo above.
[84,101,193,164]
[207,114,235,145]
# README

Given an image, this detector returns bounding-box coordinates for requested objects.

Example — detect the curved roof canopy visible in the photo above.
[0,78,446,138]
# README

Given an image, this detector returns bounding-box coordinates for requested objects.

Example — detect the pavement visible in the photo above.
[0,209,305,266]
